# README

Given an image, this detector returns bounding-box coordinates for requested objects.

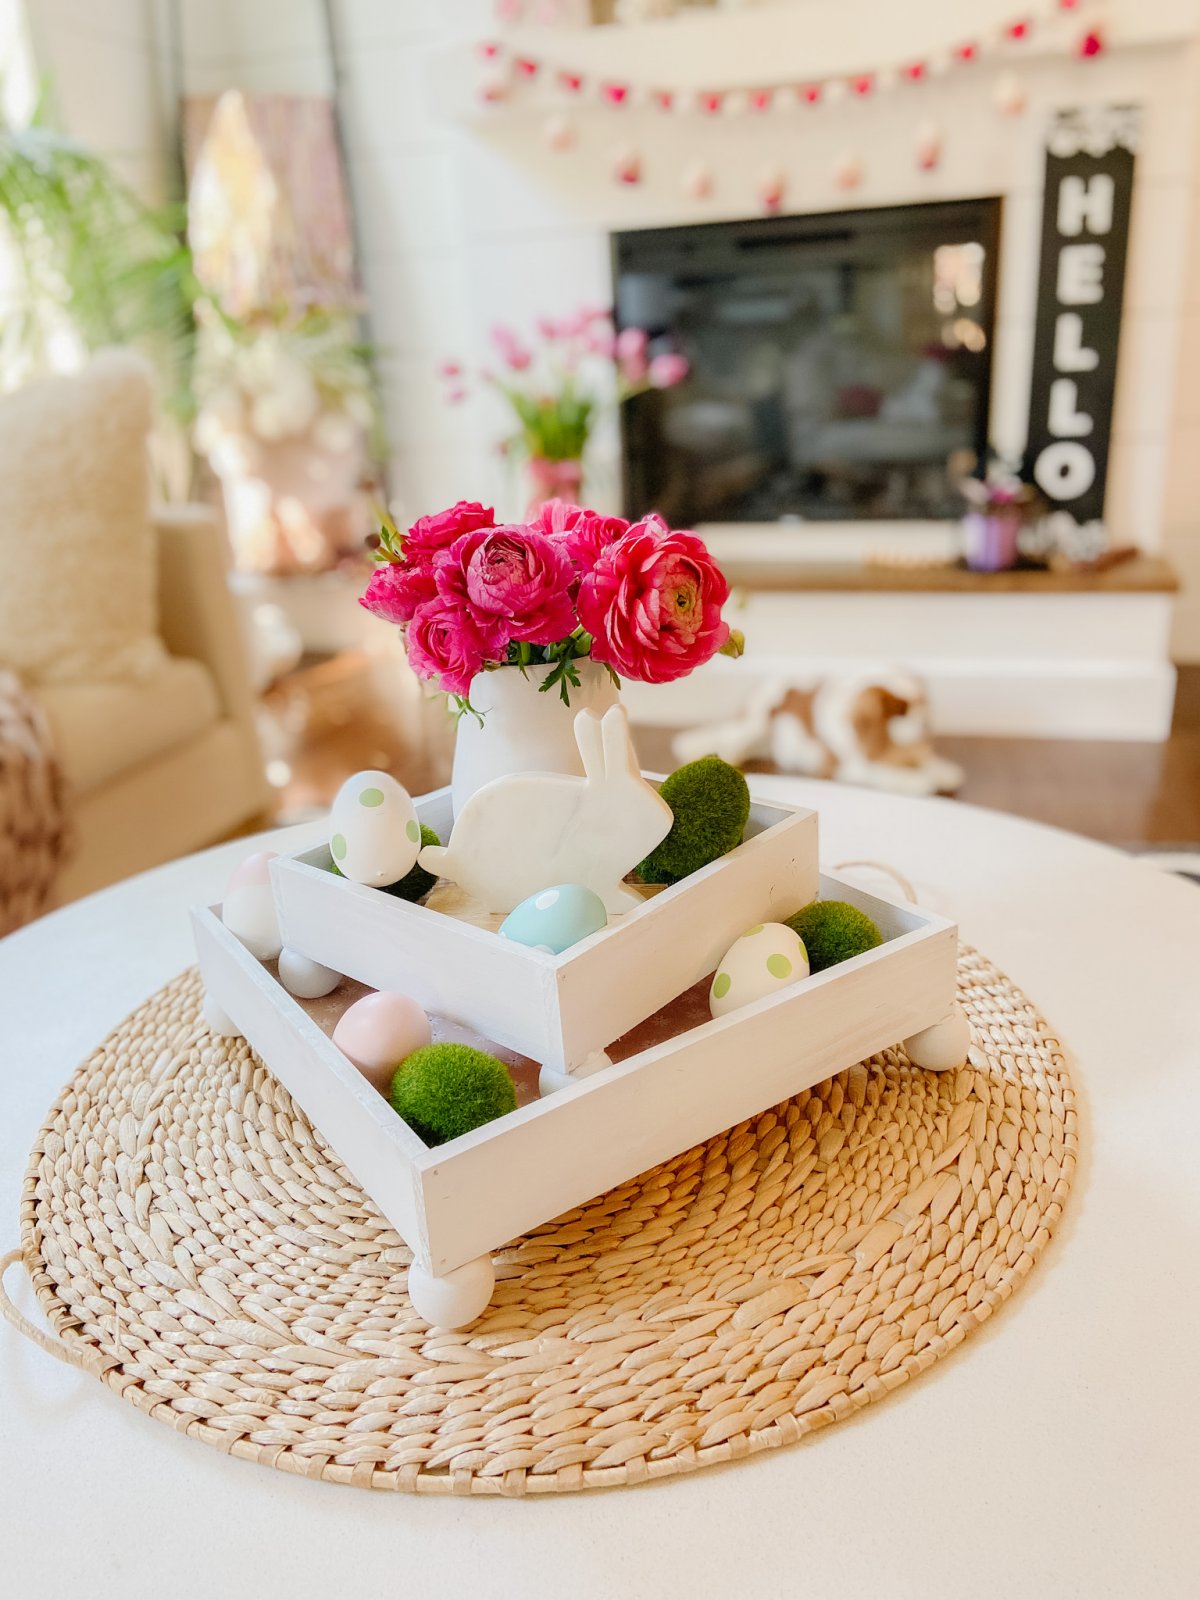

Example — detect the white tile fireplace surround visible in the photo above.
[77,0,1200,733]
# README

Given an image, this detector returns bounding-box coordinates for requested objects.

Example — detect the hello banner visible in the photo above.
[1024,105,1140,523]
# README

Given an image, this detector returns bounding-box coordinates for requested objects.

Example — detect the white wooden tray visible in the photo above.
[192,869,957,1329]
[270,785,820,1075]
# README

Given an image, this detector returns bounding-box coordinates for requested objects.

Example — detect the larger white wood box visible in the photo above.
[192,871,957,1291]
[270,786,820,1074]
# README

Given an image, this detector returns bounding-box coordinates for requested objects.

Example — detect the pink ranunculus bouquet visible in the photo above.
[361,499,741,707]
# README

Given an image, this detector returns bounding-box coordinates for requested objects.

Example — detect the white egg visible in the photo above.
[329,769,420,887]
[277,946,341,999]
[222,851,282,960]
[709,921,809,1019]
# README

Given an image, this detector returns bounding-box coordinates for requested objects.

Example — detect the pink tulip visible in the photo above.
[616,326,649,384]
[615,326,648,362]
[437,360,462,379]
[648,352,689,389]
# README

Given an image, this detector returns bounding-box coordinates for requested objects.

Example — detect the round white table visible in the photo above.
[3,781,1197,1600]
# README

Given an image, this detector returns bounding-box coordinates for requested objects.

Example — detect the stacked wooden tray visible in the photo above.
[192,785,958,1326]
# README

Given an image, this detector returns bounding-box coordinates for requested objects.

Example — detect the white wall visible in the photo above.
[22,0,174,202]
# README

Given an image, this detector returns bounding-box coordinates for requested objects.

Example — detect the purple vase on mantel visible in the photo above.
[962,509,1022,573]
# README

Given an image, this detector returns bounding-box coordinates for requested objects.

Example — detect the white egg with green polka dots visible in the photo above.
[709,921,810,1019]
[328,769,421,888]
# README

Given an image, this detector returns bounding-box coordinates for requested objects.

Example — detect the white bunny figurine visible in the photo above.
[418,704,672,915]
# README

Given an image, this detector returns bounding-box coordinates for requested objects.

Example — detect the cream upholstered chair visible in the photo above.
[0,351,271,906]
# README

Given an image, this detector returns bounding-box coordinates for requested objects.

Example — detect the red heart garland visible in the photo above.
[603,82,629,106]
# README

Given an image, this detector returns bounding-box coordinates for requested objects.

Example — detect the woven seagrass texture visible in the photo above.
[13,949,1075,1495]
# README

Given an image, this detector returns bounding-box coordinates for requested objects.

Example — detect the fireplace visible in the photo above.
[614,198,1000,527]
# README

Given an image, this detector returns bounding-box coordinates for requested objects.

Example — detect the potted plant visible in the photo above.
[0,103,198,492]
[959,462,1040,573]
[359,498,742,814]
[439,307,689,512]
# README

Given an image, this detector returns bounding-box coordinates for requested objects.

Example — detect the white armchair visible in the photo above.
[0,352,271,911]
[38,504,271,902]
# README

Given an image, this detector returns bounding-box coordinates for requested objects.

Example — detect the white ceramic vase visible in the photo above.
[450,660,621,817]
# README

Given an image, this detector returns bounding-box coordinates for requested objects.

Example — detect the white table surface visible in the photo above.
[3,780,1198,1600]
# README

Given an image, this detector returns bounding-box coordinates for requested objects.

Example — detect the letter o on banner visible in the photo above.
[1033,440,1097,501]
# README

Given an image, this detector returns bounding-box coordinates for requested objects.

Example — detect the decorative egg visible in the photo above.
[709,921,809,1019]
[329,769,420,887]
[277,946,341,999]
[332,990,432,1094]
[222,851,282,960]
[498,884,607,955]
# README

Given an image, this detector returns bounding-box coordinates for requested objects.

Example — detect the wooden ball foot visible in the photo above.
[903,1004,971,1073]
[202,991,242,1039]
[538,1049,613,1098]
[407,1255,495,1329]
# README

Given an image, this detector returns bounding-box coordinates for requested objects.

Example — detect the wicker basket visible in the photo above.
[0,669,71,935]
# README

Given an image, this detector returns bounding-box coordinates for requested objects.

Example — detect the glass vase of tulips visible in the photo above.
[438,306,689,514]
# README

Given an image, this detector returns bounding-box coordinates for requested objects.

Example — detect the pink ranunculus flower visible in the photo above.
[405,600,489,697]
[527,500,629,582]
[648,352,689,389]
[577,520,730,684]
[437,524,577,646]
[530,497,583,537]
[557,509,630,577]
[359,559,438,625]
[402,500,494,566]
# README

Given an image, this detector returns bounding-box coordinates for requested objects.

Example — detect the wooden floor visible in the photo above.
[263,658,1200,849]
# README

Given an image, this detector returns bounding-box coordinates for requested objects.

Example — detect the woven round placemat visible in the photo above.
[7,948,1075,1495]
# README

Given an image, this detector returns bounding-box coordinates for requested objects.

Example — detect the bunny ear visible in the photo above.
[599,705,639,783]
[574,710,605,780]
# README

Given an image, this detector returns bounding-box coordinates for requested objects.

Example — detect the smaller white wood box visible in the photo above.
[192,872,957,1286]
[270,787,820,1074]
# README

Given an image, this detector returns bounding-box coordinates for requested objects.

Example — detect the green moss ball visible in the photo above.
[389,1043,516,1147]
[637,756,751,884]
[785,900,883,972]
[382,824,441,903]
[328,824,441,903]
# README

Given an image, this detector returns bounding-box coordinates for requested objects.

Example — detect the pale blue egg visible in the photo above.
[499,884,607,955]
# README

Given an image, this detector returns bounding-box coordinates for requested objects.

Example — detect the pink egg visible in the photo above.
[226,850,277,892]
[332,991,431,1095]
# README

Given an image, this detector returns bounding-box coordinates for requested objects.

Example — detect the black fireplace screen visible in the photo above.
[614,197,1000,526]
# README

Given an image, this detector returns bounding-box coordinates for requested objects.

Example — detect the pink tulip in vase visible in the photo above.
[360,497,743,815]
[439,307,689,515]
